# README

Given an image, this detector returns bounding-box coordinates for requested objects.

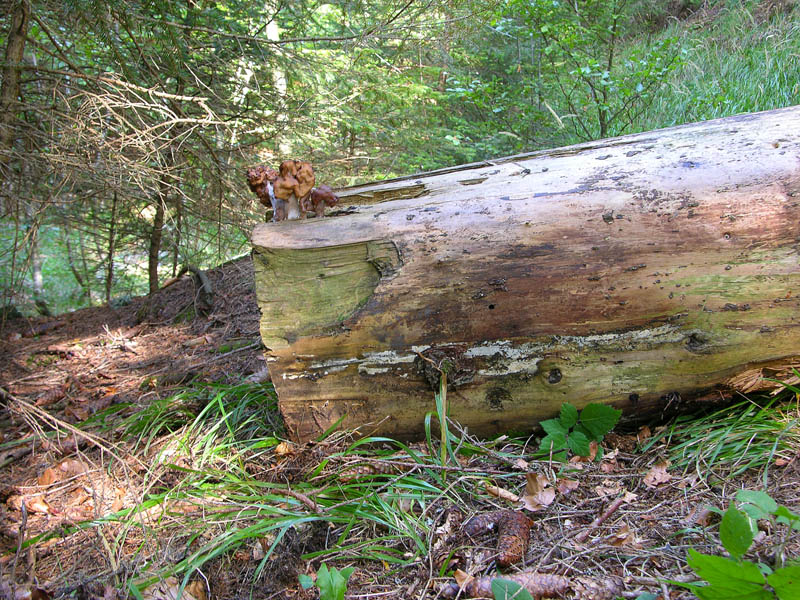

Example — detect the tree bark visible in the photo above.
[148,191,166,295]
[0,0,30,196]
[252,106,800,442]
[106,191,118,303]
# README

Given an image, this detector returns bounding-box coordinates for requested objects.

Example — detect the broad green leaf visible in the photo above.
[331,570,347,600]
[559,403,579,428]
[539,432,567,454]
[316,564,335,600]
[736,490,778,519]
[634,594,659,600]
[774,506,800,529]
[541,418,568,436]
[573,423,592,439]
[338,567,355,582]
[567,430,591,456]
[298,574,314,590]
[767,565,800,600]
[579,404,622,439]
[719,506,754,559]
[491,578,535,600]
[691,583,773,600]
[687,549,765,587]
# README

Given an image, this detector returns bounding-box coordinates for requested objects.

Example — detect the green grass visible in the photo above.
[75,382,475,593]
[638,0,800,130]
[639,387,800,483]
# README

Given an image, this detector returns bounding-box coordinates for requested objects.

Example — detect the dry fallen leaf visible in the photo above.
[637,425,652,443]
[643,459,672,488]
[141,577,205,600]
[110,487,126,513]
[36,384,67,407]
[58,458,88,478]
[26,495,54,515]
[37,468,61,487]
[520,473,555,511]
[513,458,529,470]
[64,403,89,421]
[485,483,519,503]
[453,569,475,589]
[594,479,622,498]
[600,448,619,473]
[607,523,638,547]
[557,479,580,495]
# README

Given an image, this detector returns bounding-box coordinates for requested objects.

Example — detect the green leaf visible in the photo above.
[691,584,773,600]
[567,430,591,456]
[316,564,334,600]
[736,490,778,519]
[298,574,314,590]
[338,567,355,582]
[573,423,592,439]
[719,506,755,559]
[774,506,800,529]
[634,594,659,600]
[539,431,567,454]
[687,549,765,587]
[559,403,579,428]
[541,418,568,436]
[491,578,535,600]
[578,404,621,439]
[316,563,352,600]
[767,565,800,600]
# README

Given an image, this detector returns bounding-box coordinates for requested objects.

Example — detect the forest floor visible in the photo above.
[1,255,799,600]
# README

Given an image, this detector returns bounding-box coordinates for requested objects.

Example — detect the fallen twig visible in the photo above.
[575,495,627,543]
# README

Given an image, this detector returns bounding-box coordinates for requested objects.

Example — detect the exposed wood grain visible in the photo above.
[252,106,800,442]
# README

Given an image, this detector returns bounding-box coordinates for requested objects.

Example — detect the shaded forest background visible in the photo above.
[1,0,799,317]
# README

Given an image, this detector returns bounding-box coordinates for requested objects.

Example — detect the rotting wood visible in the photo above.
[252,106,800,442]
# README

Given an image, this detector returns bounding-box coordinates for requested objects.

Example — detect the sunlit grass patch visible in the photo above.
[640,387,800,482]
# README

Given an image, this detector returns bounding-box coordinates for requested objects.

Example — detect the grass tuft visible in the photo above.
[640,387,800,482]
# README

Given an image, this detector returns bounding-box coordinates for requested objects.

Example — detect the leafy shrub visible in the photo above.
[682,490,800,600]
[537,402,621,461]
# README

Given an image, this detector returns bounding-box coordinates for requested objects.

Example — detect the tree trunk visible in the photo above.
[0,0,30,198]
[29,224,50,316]
[148,192,166,295]
[251,106,800,442]
[106,191,118,303]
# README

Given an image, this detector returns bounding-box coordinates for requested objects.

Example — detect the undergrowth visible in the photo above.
[21,380,798,598]
[639,0,800,129]
[640,389,800,484]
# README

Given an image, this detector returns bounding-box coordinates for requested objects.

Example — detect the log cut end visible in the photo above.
[252,238,402,350]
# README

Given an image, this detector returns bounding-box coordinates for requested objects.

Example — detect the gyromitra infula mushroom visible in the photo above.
[245,165,283,222]
[273,159,315,220]
[300,184,339,218]
[247,159,340,221]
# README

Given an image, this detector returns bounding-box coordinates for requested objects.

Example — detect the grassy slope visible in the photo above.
[638,0,800,130]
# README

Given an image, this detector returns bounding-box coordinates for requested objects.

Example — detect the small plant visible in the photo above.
[681,490,800,600]
[299,564,354,600]
[537,402,621,461]
[492,578,534,600]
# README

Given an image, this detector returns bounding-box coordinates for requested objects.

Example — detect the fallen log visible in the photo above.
[251,106,800,442]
